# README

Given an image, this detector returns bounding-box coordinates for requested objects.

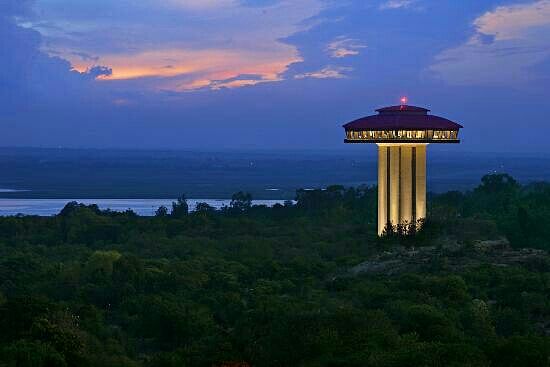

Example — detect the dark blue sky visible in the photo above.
[1,0,549,152]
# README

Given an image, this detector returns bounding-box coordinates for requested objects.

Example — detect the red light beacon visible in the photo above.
[400,96,408,105]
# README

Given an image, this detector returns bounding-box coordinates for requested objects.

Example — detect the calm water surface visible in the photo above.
[0,199,287,216]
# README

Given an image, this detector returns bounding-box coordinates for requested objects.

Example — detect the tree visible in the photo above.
[478,174,519,194]
[0,340,66,367]
[195,202,216,214]
[86,250,122,277]
[58,201,101,217]
[171,195,189,218]
[155,206,169,217]
[230,192,252,212]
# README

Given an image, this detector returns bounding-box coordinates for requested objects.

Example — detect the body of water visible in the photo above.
[0,199,288,217]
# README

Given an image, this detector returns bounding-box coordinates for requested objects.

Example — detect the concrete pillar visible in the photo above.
[389,146,400,227]
[378,146,388,236]
[415,145,427,224]
[400,146,413,226]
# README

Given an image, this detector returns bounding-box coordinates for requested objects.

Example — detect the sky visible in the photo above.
[1,0,550,152]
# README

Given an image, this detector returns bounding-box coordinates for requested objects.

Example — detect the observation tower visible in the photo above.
[343,98,463,236]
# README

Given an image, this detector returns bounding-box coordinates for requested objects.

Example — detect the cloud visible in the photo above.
[379,0,417,10]
[0,1,86,101]
[207,74,278,90]
[473,0,550,40]
[430,0,550,86]
[0,0,130,127]
[294,66,353,79]
[166,0,237,10]
[71,51,99,62]
[70,47,299,92]
[25,0,326,91]
[85,65,113,79]
[327,36,367,58]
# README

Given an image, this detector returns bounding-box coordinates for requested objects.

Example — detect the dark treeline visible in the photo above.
[0,174,549,366]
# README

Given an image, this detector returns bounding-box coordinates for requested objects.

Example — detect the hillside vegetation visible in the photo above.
[0,174,548,366]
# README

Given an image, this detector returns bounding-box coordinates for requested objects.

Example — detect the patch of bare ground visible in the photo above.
[349,238,549,276]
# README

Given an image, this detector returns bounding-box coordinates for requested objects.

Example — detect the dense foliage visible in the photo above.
[0,174,548,366]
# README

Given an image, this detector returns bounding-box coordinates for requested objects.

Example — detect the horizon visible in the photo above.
[0,145,550,160]
[3,145,550,157]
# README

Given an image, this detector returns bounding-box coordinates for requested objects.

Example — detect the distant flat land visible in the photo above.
[0,147,549,199]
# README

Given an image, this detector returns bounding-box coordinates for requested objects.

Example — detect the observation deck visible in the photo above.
[343,105,462,144]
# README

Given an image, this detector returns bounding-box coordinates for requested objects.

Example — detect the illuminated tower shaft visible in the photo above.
[342,104,462,236]
[377,144,426,235]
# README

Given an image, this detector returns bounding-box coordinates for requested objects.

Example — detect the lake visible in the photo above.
[0,199,288,217]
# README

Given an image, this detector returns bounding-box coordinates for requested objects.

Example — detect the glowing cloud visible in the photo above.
[294,66,353,79]
[430,0,550,85]
[327,37,367,58]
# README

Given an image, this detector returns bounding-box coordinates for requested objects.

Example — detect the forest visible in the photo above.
[0,174,548,366]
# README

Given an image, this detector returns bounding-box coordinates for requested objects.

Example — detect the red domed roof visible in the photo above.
[344,105,463,131]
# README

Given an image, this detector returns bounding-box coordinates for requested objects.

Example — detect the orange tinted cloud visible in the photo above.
[68,46,300,91]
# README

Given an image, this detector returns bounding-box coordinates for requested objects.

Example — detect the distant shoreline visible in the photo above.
[0,198,290,217]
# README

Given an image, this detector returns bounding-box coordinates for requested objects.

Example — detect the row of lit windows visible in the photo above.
[346,130,459,140]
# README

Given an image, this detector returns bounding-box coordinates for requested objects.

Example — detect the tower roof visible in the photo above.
[344,105,463,131]
[376,105,430,114]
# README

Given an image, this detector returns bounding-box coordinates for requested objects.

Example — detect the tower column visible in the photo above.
[378,145,388,235]
[400,146,413,226]
[415,144,427,225]
[377,144,427,235]
[389,146,400,226]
